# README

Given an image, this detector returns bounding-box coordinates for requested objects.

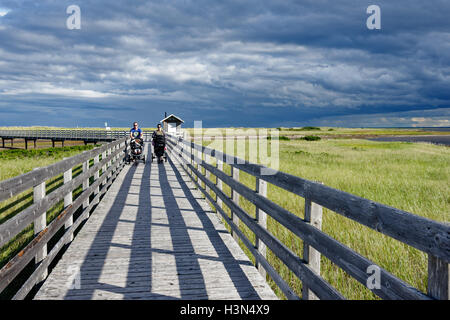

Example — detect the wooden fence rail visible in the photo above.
[165,134,449,300]
[0,130,153,146]
[0,137,129,299]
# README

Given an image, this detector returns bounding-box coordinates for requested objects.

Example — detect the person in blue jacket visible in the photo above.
[130,122,143,140]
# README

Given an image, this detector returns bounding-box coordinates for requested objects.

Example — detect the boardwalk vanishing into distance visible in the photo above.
[33,143,277,300]
[0,130,448,300]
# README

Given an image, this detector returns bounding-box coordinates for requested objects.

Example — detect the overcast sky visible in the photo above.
[0,1,449,128]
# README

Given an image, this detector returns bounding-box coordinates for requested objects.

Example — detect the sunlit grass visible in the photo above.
[183,126,450,138]
[0,145,97,272]
[198,137,449,299]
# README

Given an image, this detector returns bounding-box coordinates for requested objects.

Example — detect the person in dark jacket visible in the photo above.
[152,123,166,163]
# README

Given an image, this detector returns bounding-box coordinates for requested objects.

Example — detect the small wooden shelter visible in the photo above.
[161,114,184,134]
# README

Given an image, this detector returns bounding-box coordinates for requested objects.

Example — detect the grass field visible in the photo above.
[0,144,101,298]
[183,126,450,139]
[0,144,97,182]
[198,136,449,299]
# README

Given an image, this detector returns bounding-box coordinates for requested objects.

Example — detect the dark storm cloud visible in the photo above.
[0,0,449,127]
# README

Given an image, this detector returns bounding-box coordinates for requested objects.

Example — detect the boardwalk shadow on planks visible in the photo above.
[63,159,162,299]
[158,159,261,299]
[57,145,264,299]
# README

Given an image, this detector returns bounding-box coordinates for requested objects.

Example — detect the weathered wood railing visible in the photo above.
[0,137,129,299]
[0,130,152,144]
[166,134,449,300]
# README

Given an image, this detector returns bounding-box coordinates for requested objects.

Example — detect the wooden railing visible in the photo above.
[165,134,449,300]
[0,137,129,299]
[0,130,153,142]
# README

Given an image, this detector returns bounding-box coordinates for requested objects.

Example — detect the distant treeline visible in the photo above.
[268,135,322,141]
[277,126,334,131]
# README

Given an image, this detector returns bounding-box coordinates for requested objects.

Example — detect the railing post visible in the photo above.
[93,155,100,205]
[205,153,210,195]
[64,167,73,244]
[216,158,223,209]
[119,141,123,162]
[181,138,188,171]
[302,188,323,300]
[107,147,112,179]
[82,159,90,213]
[33,180,47,282]
[101,150,107,185]
[198,144,203,187]
[116,143,120,162]
[231,166,240,243]
[255,177,267,279]
[427,254,449,299]
[122,140,127,163]
[190,142,194,181]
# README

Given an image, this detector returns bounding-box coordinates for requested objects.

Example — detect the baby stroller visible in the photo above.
[152,133,167,163]
[126,138,146,164]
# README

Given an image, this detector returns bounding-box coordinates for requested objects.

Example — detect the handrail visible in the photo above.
[0,138,126,202]
[165,133,449,300]
[173,138,449,262]
[0,137,129,299]
[0,130,153,141]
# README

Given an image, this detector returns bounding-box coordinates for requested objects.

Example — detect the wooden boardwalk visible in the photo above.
[34,143,277,300]
[1,131,447,300]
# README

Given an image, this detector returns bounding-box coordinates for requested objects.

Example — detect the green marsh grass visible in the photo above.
[199,137,449,299]
[0,144,99,298]
[183,127,450,139]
